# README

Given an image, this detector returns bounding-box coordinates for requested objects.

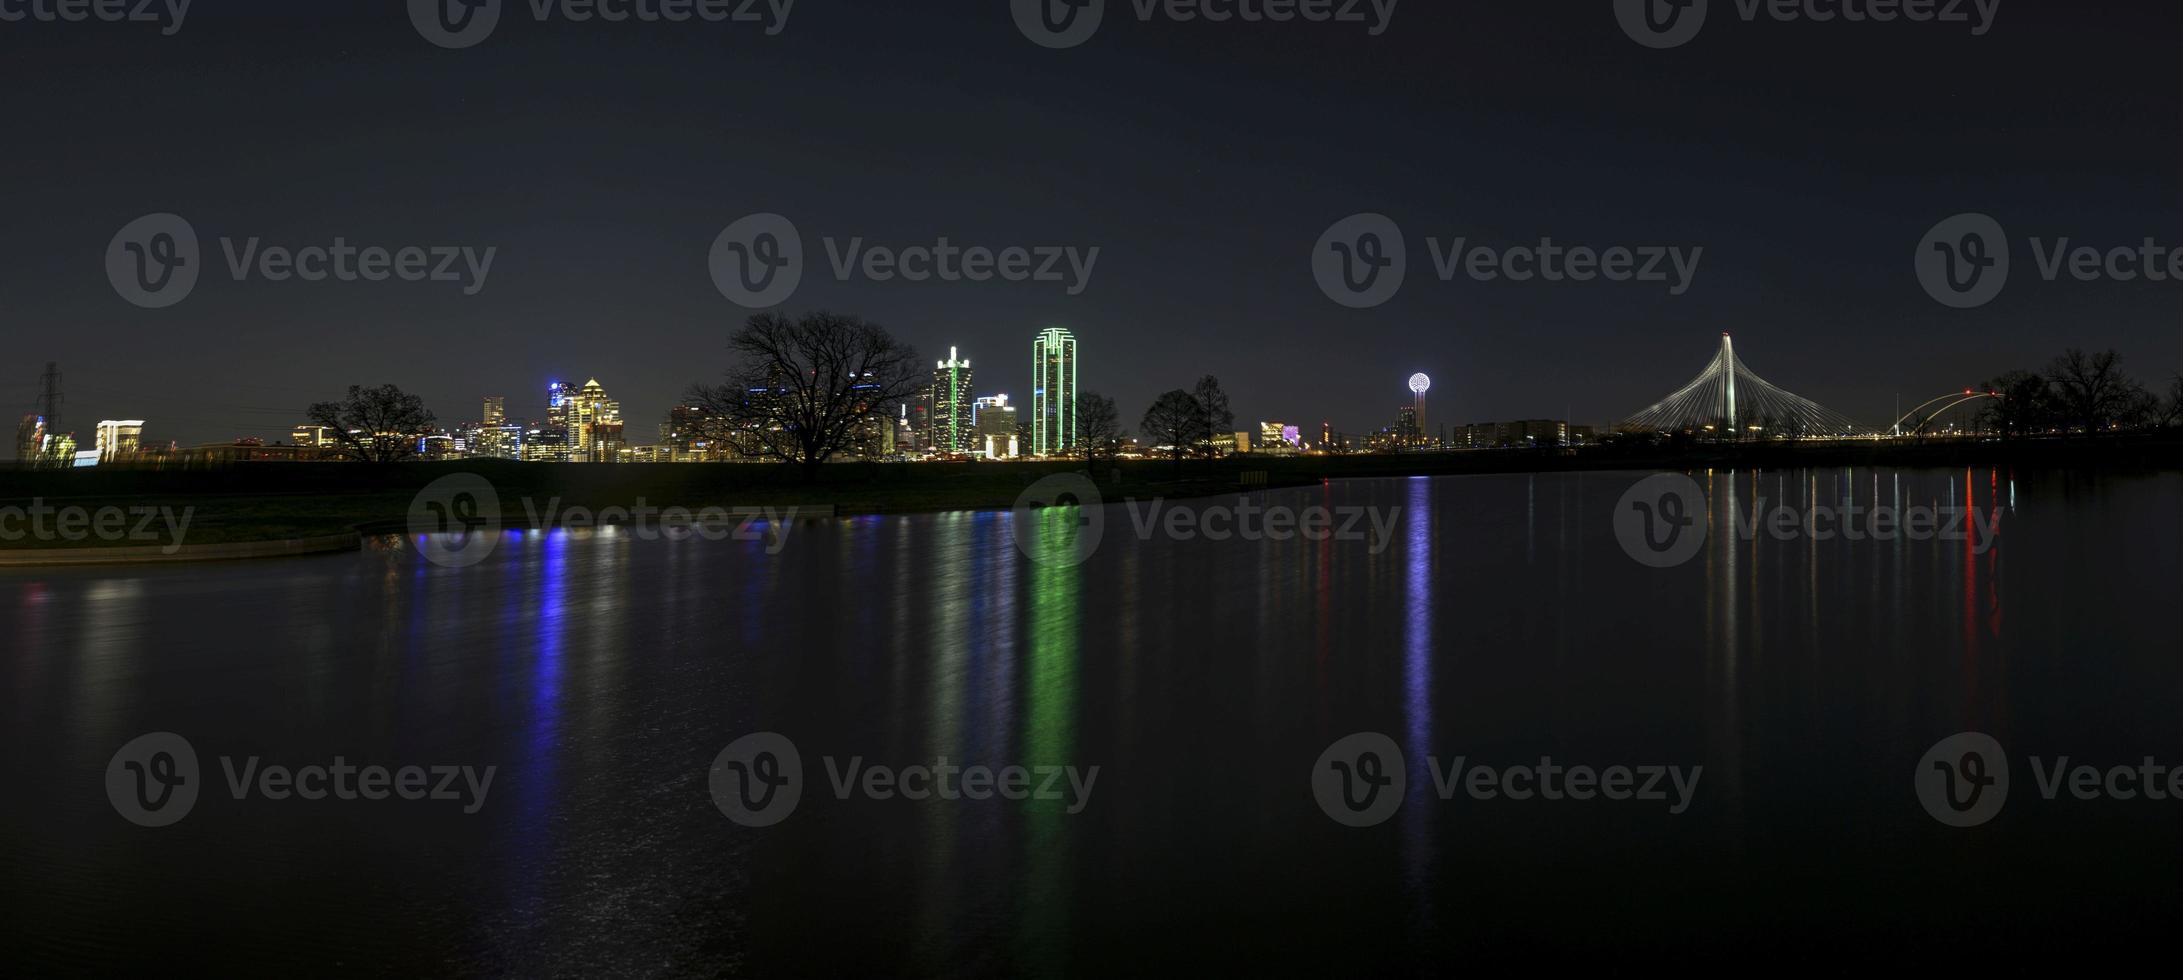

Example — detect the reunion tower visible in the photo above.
[1408,373,1431,443]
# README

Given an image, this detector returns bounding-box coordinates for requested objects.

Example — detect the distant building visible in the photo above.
[929,347,975,455]
[562,379,624,462]
[973,394,1019,459]
[1031,327,1077,456]
[96,420,144,462]
[483,396,506,426]
[1395,406,1423,447]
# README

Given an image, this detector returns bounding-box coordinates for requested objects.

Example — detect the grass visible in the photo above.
[4,435,2180,551]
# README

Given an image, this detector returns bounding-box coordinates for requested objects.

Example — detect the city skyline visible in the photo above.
[13,5,2181,449]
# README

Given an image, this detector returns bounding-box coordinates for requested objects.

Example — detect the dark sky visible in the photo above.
[6,0,2182,446]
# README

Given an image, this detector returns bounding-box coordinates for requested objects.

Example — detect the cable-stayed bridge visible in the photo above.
[1621,334,1865,437]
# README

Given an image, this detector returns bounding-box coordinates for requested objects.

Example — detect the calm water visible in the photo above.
[6,469,2183,974]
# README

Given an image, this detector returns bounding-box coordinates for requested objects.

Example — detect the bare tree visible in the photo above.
[306,384,436,462]
[2046,349,2142,437]
[1077,391,1126,462]
[1140,389,1207,477]
[2163,375,2183,429]
[683,311,923,479]
[1192,375,1234,457]
[1978,370,2054,441]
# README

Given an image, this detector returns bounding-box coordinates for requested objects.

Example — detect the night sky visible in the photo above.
[6,1,2181,446]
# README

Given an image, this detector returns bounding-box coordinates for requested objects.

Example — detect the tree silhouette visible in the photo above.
[1077,391,1127,462]
[1141,389,1207,477]
[683,311,923,479]
[306,384,436,462]
[1192,375,1234,457]
[2046,349,2143,437]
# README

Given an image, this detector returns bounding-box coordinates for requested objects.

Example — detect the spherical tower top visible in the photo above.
[1408,373,1431,395]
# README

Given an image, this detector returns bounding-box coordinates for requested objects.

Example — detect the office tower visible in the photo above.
[483,396,506,426]
[565,379,623,462]
[930,347,974,455]
[973,394,1019,459]
[1396,405,1421,446]
[1031,327,1077,456]
[96,420,144,462]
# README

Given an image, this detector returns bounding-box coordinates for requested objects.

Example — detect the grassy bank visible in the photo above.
[4,435,2180,551]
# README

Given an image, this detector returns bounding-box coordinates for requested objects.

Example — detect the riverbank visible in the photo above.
[3,434,2178,558]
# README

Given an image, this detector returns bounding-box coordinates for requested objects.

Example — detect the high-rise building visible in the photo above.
[929,347,975,455]
[483,396,506,426]
[560,379,623,462]
[1396,406,1422,447]
[96,420,144,462]
[973,394,1019,459]
[1031,327,1078,456]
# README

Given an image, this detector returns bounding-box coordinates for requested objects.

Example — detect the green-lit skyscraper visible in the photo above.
[1031,327,1077,456]
[930,346,975,455]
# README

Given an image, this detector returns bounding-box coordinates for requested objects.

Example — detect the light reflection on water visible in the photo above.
[4,469,2181,973]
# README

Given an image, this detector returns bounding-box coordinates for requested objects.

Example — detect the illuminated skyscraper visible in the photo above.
[96,420,144,461]
[1031,327,1077,456]
[568,379,623,462]
[483,396,506,426]
[930,347,974,455]
[973,394,1019,459]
